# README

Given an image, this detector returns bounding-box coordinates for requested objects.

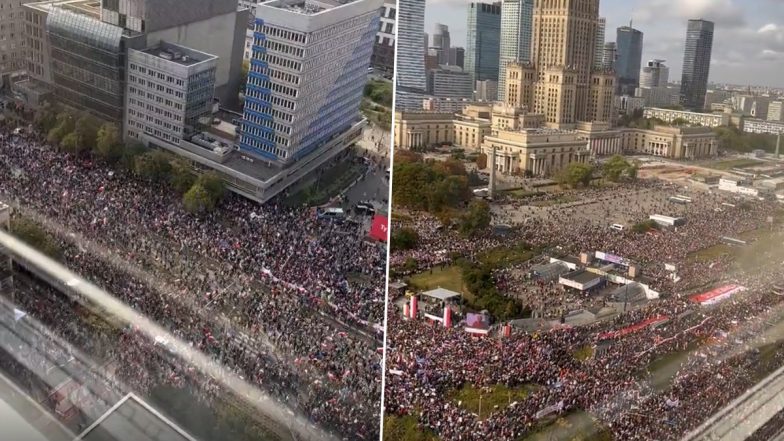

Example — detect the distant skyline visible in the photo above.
[424,0,784,88]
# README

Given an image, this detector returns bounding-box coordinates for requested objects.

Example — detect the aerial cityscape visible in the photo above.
[387,0,784,440]
[1,0,391,439]
[3,0,784,440]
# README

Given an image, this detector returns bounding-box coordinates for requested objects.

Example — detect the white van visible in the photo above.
[610,224,625,232]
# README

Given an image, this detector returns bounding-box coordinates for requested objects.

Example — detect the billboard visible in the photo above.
[595,251,630,267]
[465,313,490,330]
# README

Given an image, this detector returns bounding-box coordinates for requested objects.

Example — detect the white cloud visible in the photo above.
[758,23,779,33]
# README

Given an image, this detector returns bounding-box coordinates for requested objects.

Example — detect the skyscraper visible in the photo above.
[602,42,618,71]
[506,0,613,125]
[640,59,669,88]
[240,0,381,163]
[465,2,501,84]
[680,19,714,110]
[594,17,606,69]
[616,25,644,95]
[497,0,533,102]
[396,0,427,92]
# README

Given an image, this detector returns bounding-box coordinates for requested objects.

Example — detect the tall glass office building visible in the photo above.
[240,0,382,164]
[497,0,533,102]
[47,9,126,121]
[616,25,644,95]
[464,2,501,84]
[395,0,426,91]
[680,19,714,110]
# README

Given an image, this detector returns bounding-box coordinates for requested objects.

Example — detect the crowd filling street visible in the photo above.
[0,127,386,440]
[387,177,784,440]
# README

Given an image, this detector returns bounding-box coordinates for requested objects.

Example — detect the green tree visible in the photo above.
[170,159,197,194]
[603,155,630,182]
[120,141,147,172]
[429,175,470,212]
[628,164,639,180]
[459,199,491,237]
[10,218,62,260]
[556,163,594,188]
[196,172,226,203]
[75,114,100,151]
[183,183,215,213]
[392,162,436,211]
[47,111,75,145]
[134,150,173,181]
[33,102,58,133]
[95,123,123,163]
[391,227,419,251]
[60,132,82,153]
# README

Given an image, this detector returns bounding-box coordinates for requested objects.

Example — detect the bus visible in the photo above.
[649,214,686,227]
[669,195,692,204]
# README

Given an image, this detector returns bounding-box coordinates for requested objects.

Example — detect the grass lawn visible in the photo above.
[450,384,535,419]
[407,266,468,300]
[383,415,439,441]
[479,245,533,269]
[519,411,613,441]
[705,158,764,170]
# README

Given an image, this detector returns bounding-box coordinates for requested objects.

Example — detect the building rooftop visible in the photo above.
[141,42,217,66]
[26,0,101,18]
[267,0,358,14]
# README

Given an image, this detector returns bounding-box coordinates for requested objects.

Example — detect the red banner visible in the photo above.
[369,215,388,242]
[598,315,669,340]
[689,284,745,305]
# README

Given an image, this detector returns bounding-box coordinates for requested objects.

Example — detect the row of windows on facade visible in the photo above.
[263,39,304,58]
[244,102,293,123]
[248,76,298,99]
[129,62,187,86]
[246,88,295,111]
[255,66,300,86]
[261,53,301,72]
[241,136,288,159]
[245,113,292,135]
[128,98,183,122]
[127,120,181,145]
[257,25,305,44]
[128,75,186,98]
[127,108,183,132]
[128,87,184,110]
[243,127,289,147]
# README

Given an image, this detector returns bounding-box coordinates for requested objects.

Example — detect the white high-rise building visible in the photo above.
[396,0,426,91]
[636,59,674,108]
[594,17,606,70]
[497,0,533,102]
[240,0,382,163]
[640,59,669,88]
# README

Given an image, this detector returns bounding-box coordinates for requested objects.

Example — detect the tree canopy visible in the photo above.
[392,158,472,213]
[602,155,638,182]
[556,163,595,188]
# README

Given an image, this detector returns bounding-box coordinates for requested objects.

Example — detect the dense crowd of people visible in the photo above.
[0,127,385,440]
[387,178,784,440]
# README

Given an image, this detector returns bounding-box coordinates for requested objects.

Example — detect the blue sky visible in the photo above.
[424,0,784,88]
